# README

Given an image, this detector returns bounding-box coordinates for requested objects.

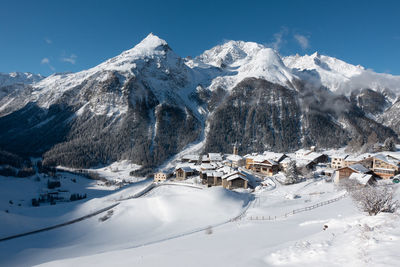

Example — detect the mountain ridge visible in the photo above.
[1,33,399,169]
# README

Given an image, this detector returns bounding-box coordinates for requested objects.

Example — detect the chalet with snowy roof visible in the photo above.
[333,164,371,184]
[245,155,279,176]
[370,154,400,179]
[154,171,168,182]
[175,167,195,181]
[293,152,328,170]
[222,172,248,189]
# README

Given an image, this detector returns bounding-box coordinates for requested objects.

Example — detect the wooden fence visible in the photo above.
[248,193,347,221]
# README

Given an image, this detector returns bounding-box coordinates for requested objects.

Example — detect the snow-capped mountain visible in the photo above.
[192,40,296,90]
[1,33,400,169]
[284,52,400,97]
[0,72,44,87]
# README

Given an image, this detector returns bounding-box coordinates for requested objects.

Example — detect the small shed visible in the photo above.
[333,164,371,184]
[175,167,194,181]
[222,173,248,189]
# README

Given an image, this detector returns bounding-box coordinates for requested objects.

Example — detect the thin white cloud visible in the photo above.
[294,34,310,50]
[45,38,52,44]
[41,57,55,71]
[41,58,50,64]
[61,54,77,64]
[268,27,289,51]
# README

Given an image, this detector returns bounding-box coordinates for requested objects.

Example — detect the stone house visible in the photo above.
[330,154,349,169]
[154,172,168,182]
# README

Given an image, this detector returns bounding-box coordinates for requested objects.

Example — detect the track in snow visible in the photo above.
[0,182,203,243]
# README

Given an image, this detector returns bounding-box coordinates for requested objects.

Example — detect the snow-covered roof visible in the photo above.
[382,152,400,161]
[280,157,292,164]
[252,155,277,165]
[295,149,312,156]
[226,174,248,182]
[331,154,349,160]
[212,172,223,177]
[176,167,194,173]
[292,158,314,167]
[222,171,245,180]
[345,155,365,162]
[208,153,223,161]
[373,154,400,166]
[262,151,285,161]
[218,166,234,174]
[303,152,324,161]
[225,154,243,161]
[349,173,374,185]
[200,163,215,170]
[181,154,199,161]
[348,164,370,174]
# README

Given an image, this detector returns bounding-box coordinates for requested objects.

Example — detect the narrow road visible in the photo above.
[0,203,120,242]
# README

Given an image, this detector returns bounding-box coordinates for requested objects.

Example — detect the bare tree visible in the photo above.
[350,185,398,216]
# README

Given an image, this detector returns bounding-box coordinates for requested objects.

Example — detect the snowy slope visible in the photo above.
[1,178,398,267]
[0,184,249,266]
[284,52,400,95]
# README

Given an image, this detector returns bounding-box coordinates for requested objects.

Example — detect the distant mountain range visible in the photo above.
[1,33,399,168]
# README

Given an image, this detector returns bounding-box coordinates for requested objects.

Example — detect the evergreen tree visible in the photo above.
[285,160,299,184]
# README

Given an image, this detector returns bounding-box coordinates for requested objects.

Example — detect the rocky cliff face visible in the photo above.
[1,34,399,168]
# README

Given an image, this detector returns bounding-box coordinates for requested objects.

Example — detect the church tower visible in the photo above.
[233,143,238,155]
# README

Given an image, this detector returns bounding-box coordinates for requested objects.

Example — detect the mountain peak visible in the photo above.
[133,33,169,52]
[311,51,320,58]
[197,39,275,68]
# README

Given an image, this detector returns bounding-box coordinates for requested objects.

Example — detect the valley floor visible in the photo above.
[0,174,399,267]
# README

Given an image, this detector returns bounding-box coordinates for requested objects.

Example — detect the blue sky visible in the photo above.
[1,0,400,76]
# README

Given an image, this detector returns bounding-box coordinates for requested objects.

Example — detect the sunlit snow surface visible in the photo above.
[1,173,399,267]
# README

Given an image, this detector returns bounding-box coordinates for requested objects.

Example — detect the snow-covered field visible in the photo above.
[0,175,399,267]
